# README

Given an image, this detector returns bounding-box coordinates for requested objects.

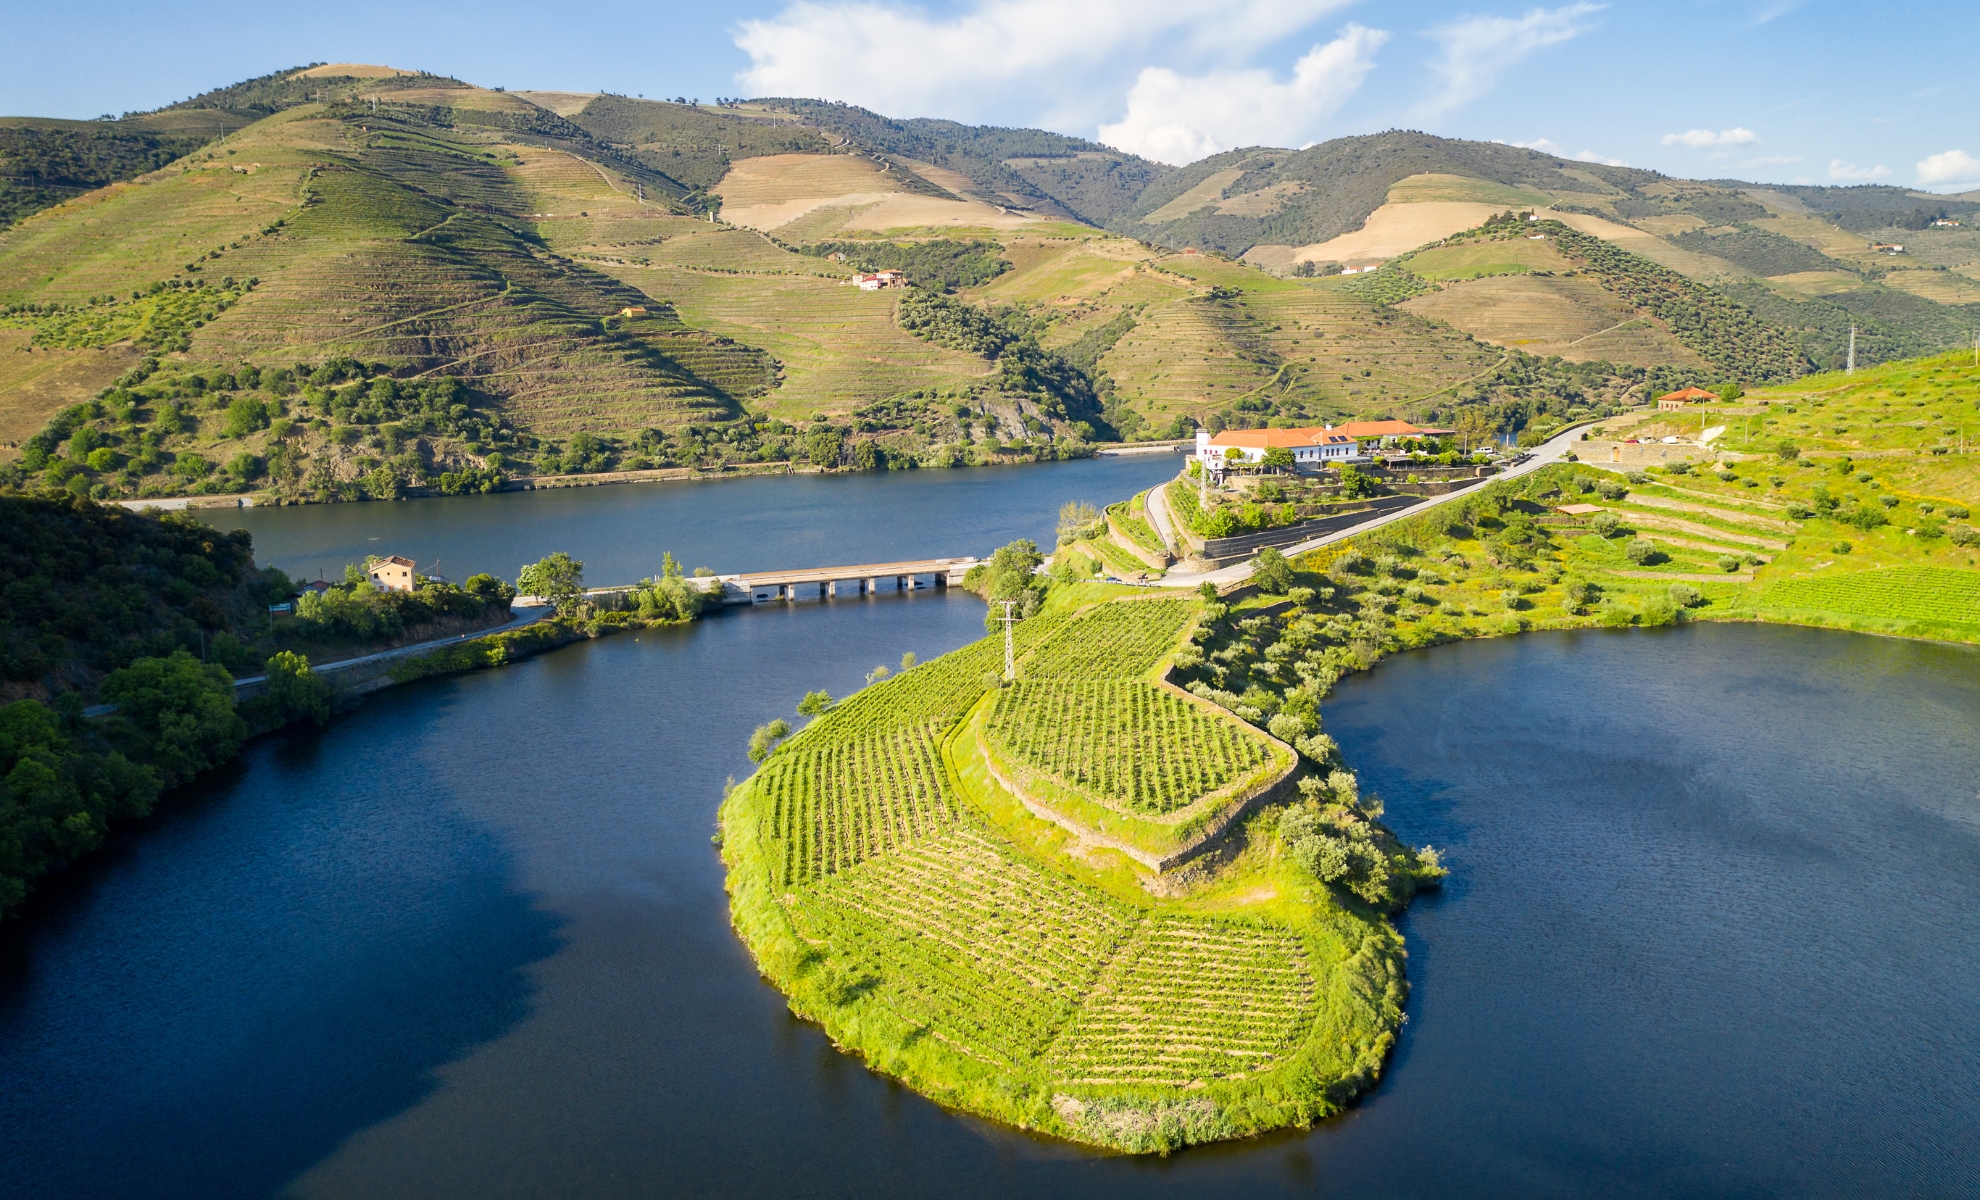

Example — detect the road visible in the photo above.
[1140,423,1594,590]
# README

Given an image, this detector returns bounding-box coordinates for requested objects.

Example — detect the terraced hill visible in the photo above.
[6,63,1975,501]
[723,590,1437,1152]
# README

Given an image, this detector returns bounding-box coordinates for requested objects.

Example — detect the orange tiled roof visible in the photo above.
[1656,386,1719,403]
[1331,419,1455,438]
[1207,427,1356,449]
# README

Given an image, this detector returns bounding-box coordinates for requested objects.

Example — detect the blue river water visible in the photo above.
[2,458,1977,1198]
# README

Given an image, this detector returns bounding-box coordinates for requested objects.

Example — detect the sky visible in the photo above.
[5,0,1978,192]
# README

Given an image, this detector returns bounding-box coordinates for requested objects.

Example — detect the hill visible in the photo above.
[722,587,1438,1153]
[4,65,1975,503]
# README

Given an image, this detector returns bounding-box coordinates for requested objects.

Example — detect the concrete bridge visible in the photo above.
[725,557,978,603]
[563,557,982,607]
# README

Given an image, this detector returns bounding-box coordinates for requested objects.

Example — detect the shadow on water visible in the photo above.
[0,690,564,1200]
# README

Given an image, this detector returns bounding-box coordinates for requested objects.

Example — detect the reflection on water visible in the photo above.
[5,467,1979,1196]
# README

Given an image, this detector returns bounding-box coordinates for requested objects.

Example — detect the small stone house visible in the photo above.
[367,555,417,592]
[1657,386,1719,411]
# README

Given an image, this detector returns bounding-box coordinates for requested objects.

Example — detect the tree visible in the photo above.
[746,719,791,762]
[260,650,331,726]
[1261,446,1296,472]
[99,651,247,783]
[899,652,918,671]
[796,690,834,717]
[1252,546,1294,594]
[1775,438,1799,460]
[865,664,892,685]
[518,552,585,615]
[1337,463,1377,499]
[1056,500,1102,544]
[1198,581,1220,602]
[1452,407,1494,454]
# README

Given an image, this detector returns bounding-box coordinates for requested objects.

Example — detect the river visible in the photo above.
[3,460,1977,1198]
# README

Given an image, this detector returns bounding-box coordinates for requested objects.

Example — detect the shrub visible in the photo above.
[747,718,791,763]
[1718,554,1742,572]
[1844,504,1888,531]
[1669,583,1703,608]
[1878,494,1899,508]
[1947,524,1979,548]
[1665,460,1692,475]
[1834,541,1853,553]
[1623,471,1650,485]
[1589,511,1622,537]
[1775,439,1799,460]
[1785,502,1813,519]
[1595,479,1628,501]
[1947,505,1970,520]
[1624,538,1658,565]
[1252,547,1294,594]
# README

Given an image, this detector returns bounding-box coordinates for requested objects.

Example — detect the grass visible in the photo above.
[719,587,1404,1153]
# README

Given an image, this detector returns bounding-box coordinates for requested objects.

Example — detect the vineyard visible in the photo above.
[721,589,1404,1152]
[985,681,1272,816]
[760,722,959,887]
[1759,567,1980,628]
[1021,597,1192,678]
[1044,916,1316,1086]
[799,830,1139,1065]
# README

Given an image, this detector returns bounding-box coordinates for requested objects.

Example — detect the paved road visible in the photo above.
[231,603,554,687]
[1137,424,1594,590]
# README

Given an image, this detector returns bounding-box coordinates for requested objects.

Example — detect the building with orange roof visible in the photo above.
[1656,386,1719,410]
[1195,426,1361,472]
[1330,419,1457,445]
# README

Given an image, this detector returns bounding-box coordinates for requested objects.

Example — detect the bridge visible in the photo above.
[562,557,982,607]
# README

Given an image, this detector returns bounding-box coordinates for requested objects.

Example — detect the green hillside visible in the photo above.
[1110,132,1655,255]
[6,64,1977,503]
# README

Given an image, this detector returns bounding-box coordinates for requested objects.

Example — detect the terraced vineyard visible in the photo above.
[721,591,1408,1152]
[986,681,1271,816]
[1022,596,1192,677]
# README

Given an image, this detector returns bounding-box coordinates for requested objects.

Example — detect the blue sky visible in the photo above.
[6,0,1978,191]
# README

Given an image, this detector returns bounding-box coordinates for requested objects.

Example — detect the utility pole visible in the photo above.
[1846,324,1856,375]
[997,600,1018,683]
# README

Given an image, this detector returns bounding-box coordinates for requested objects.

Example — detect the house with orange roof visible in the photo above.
[1330,419,1457,447]
[1656,386,1719,411]
[1195,426,1361,472]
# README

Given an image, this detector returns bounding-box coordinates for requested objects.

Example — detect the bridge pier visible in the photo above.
[866,577,878,594]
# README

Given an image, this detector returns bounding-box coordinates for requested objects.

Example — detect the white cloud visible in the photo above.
[1098,24,1388,163]
[1829,159,1891,181]
[1916,149,1980,185]
[734,0,1353,120]
[1661,127,1758,148]
[1575,148,1627,166]
[1417,3,1603,118]
[1508,137,1565,154]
